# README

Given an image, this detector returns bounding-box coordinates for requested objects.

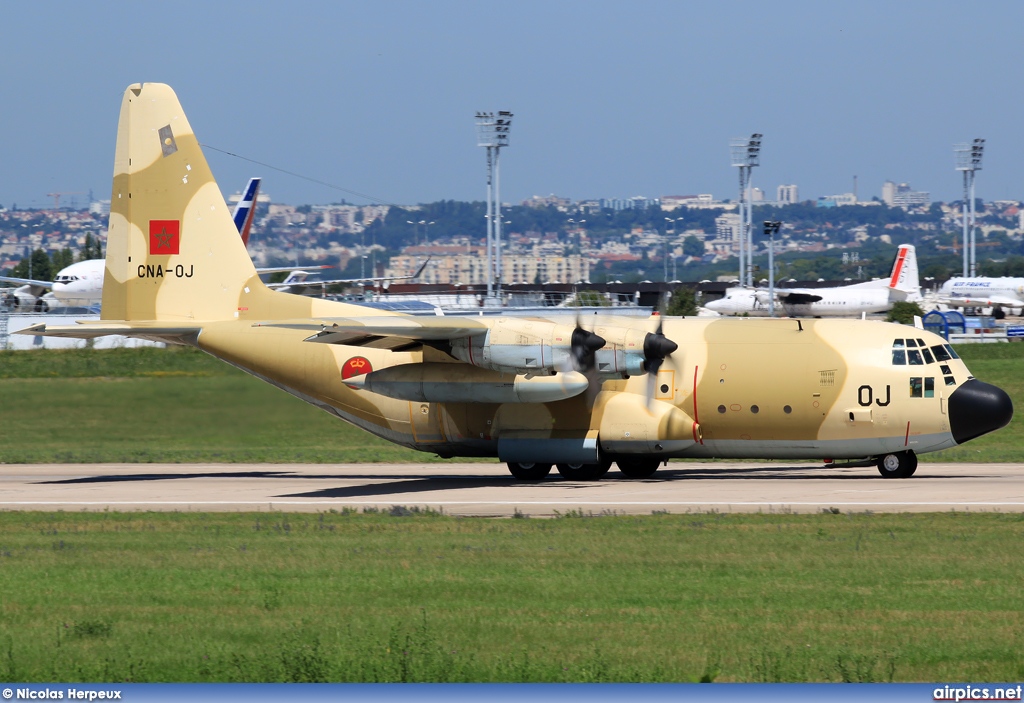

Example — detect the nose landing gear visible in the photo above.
[875,450,917,478]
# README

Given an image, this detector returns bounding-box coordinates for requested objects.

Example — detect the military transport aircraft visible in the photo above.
[20,84,1014,481]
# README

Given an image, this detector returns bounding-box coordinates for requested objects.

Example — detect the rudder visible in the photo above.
[887,244,920,300]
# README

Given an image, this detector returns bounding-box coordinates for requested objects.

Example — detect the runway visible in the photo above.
[2,461,1024,516]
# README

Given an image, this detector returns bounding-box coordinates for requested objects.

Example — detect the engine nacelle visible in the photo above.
[450,317,655,378]
[598,392,700,455]
[450,318,575,375]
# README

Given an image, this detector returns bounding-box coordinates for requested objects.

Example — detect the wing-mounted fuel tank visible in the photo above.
[345,362,590,403]
[597,391,701,454]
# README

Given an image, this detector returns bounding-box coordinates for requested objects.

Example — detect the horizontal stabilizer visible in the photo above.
[16,322,201,345]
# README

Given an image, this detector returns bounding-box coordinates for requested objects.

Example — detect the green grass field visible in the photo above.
[0,344,1021,463]
[0,511,1021,683]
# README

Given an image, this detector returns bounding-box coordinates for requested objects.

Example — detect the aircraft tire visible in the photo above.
[876,450,917,479]
[506,462,552,481]
[34,299,48,313]
[616,457,661,478]
[556,460,611,481]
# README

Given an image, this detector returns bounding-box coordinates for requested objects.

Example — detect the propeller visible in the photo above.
[571,325,606,372]
[643,314,678,409]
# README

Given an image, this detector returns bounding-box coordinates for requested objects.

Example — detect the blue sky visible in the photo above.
[2,0,1022,208]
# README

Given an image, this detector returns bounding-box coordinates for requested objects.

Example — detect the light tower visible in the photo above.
[476,111,513,301]
[730,134,762,286]
[955,138,984,277]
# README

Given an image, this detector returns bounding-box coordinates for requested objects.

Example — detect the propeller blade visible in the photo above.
[643,330,677,364]
[571,326,606,371]
[642,315,676,410]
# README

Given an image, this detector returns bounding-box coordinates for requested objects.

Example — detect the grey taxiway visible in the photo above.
[1,462,1023,516]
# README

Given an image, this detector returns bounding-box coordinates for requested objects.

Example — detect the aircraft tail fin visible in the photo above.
[887,244,921,301]
[101,83,263,322]
[232,177,261,246]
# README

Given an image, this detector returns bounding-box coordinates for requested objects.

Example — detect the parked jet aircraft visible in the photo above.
[22,84,1013,481]
[705,245,921,318]
[936,277,1024,311]
[1,259,105,311]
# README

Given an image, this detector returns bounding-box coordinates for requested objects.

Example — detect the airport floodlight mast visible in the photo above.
[955,138,984,277]
[476,111,513,301]
[763,220,782,317]
[730,134,762,287]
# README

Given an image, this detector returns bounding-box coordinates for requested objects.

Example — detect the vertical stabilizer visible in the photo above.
[887,244,920,300]
[233,177,261,245]
[102,83,261,322]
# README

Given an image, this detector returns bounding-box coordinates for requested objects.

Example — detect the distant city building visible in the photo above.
[817,193,858,207]
[522,194,573,210]
[750,187,765,203]
[776,184,799,204]
[715,212,742,249]
[600,196,659,211]
[660,194,724,210]
[882,181,930,209]
[387,251,590,285]
[89,200,111,216]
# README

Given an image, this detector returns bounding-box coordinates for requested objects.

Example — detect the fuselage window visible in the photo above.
[908,350,923,365]
[921,347,935,364]
[925,377,935,398]
[932,345,951,362]
[892,350,907,365]
[910,377,923,398]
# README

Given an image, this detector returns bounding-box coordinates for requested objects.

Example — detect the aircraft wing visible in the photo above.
[777,291,823,305]
[257,265,332,275]
[317,258,433,286]
[255,315,490,346]
[0,275,53,289]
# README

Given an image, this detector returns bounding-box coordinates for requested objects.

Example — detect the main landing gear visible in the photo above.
[875,450,918,479]
[555,460,612,480]
[506,462,552,481]
[505,457,663,480]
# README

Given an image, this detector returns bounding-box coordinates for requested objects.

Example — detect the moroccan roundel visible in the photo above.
[342,356,372,386]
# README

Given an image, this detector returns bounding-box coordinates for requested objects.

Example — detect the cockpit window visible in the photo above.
[892,339,905,348]
[921,347,935,364]
[892,350,906,365]
[916,338,927,347]
[932,345,951,362]
[906,339,918,348]
[907,349,923,365]
[945,344,960,359]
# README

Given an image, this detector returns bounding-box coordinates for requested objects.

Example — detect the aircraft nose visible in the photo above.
[948,379,1013,444]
